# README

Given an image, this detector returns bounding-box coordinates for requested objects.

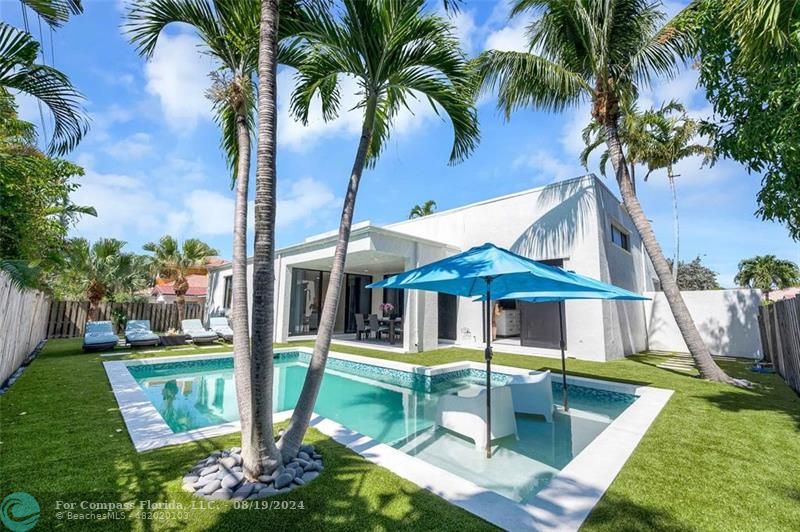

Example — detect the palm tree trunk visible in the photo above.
[88,298,100,321]
[603,119,735,384]
[176,292,186,329]
[231,105,254,473]
[669,173,679,281]
[278,96,378,460]
[241,0,282,480]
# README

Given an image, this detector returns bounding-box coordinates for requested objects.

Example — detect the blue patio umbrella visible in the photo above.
[368,242,636,457]
[475,274,649,411]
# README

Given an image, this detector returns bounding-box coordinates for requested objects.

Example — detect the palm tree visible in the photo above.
[277,0,479,460]
[735,255,800,302]
[239,0,284,480]
[20,0,83,28]
[125,0,265,478]
[582,101,713,280]
[476,0,735,384]
[0,24,88,155]
[142,236,217,328]
[62,238,127,320]
[409,200,438,219]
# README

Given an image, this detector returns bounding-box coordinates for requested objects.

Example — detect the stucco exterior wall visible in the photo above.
[644,289,764,358]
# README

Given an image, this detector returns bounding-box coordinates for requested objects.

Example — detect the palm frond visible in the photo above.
[22,0,83,28]
[0,23,88,155]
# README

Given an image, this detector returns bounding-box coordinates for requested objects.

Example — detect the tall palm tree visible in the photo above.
[142,236,217,328]
[735,255,800,302]
[277,0,479,460]
[582,101,713,279]
[239,0,283,480]
[125,0,264,478]
[0,23,88,155]
[409,200,438,218]
[62,238,127,320]
[476,0,735,383]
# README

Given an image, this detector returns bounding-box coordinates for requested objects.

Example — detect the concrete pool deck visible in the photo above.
[104,347,672,531]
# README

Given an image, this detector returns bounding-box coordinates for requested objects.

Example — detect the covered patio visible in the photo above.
[273,223,459,352]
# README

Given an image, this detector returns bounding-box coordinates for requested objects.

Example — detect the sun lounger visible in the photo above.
[182,319,218,344]
[209,317,233,341]
[125,320,160,347]
[82,321,119,352]
[435,384,518,449]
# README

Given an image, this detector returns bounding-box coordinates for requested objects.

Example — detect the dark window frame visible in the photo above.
[222,276,233,308]
[381,273,404,318]
[610,222,630,252]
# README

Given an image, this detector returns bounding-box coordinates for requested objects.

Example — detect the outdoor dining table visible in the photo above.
[378,317,402,344]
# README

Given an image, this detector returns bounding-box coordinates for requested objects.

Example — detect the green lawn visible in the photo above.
[1,339,798,531]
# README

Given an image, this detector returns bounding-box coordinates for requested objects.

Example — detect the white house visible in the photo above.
[207,175,662,362]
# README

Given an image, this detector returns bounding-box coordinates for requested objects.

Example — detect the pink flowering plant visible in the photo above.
[379,302,395,316]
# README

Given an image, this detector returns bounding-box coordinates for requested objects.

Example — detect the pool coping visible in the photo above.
[103,347,673,532]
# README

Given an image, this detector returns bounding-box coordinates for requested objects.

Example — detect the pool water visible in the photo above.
[129,353,636,502]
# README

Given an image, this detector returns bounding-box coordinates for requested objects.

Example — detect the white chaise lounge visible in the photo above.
[125,320,160,347]
[435,385,518,450]
[209,317,233,342]
[182,319,219,344]
[507,370,555,422]
[82,321,119,352]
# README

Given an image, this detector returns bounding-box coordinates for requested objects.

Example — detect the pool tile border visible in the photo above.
[104,347,673,531]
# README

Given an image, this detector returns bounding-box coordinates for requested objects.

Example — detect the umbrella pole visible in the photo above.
[559,300,569,411]
[485,281,493,459]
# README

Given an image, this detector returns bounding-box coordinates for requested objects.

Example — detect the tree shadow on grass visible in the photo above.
[584,490,697,532]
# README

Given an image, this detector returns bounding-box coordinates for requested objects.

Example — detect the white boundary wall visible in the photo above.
[645,289,763,359]
[0,272,51,384]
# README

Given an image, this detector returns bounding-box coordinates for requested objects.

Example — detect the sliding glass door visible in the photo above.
[344,273,372,333]
[289,268,326,337]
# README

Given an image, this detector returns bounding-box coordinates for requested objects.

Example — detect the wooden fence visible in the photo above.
[0,272,51,385]
[46,301,206,338]
[759,297,800,394]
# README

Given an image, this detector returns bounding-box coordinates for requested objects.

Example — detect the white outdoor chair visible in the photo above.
[435,385,518,450]
[182,319,218,344]
[507,370,554,422]
[209,317,233,342]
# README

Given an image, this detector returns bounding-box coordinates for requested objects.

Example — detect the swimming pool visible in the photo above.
[127,350,636,502]
[105,348,672,530]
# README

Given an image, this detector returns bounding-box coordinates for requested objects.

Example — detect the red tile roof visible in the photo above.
[152,274,208,297]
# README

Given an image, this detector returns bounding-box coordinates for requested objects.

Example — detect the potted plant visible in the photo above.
[379,302,395,319]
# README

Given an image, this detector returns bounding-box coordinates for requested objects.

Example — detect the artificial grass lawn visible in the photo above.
[0,339,797,531]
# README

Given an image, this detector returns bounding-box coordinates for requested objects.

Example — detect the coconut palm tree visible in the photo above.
[143,236,217,328]
[475,0,735,384]
[735,255,800,302]
[409,200,438,219]
[61,238,127,321]
[276,0,479,460]
[582,101,713,280]
[0,23,88,155]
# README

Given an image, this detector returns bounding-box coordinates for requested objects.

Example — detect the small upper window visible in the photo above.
[611,223,630,251]
[223,276,233,308]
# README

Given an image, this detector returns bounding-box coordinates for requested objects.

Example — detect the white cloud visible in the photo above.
[277,177,338,228]
[484,17,530,53]
[144,32,214,131]
[447,9,478,55]
[513,149,583,183]
[103,132,154,159]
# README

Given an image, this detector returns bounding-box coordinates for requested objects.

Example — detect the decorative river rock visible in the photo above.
[182,445,323,500]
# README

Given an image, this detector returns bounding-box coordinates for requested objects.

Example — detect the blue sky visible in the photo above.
[6,0,798,287]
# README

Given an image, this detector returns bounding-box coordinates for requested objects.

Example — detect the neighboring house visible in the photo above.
[768,287,800,302]
[207,175,657,361]
[153,258,229,305]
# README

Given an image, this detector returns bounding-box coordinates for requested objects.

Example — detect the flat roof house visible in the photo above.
[207,174,656,362]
